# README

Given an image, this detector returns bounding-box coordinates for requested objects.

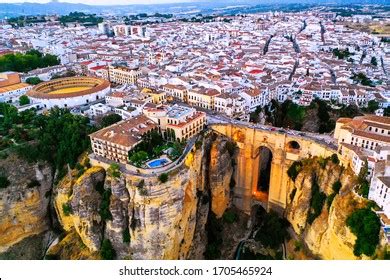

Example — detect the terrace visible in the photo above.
[127,129,185,168]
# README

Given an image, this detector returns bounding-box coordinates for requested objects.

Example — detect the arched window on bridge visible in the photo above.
[286,140,301,154]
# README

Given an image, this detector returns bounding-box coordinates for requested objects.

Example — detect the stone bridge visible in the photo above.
[210,123,338,214]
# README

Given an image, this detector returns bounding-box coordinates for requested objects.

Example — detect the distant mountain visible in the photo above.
[0,0,388,19]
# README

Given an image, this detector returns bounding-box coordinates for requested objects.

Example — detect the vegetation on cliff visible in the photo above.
[254,211,290,250]
[0,104,94,179]
[100,239,116,260]
[346,207,381,257]
[287,161,303,181]
[0,175,10,189]
[307,180,327,225]
[256,98,368,134]
[287,154,385,259]
[356,160,370,198]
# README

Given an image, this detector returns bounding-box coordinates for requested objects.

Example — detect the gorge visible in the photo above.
[0,124,387,260]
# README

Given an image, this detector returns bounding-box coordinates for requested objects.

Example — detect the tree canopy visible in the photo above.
[19,95,30,106]
[347,207,381,257]
[2,105,94,171]
[25,76,43,85]
[100,113,122,128]
[0,49,59,73]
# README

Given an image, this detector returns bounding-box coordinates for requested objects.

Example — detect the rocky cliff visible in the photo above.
[286,157,372,260]
[1,132,386,260]
[50,133,235,260]
[0,154,53,255]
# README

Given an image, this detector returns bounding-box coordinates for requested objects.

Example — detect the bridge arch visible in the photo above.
[253,146,273,204]
[209,123,337,214]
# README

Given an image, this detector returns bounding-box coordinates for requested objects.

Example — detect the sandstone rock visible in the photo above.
[209,139,233,218]
[0,154,52,253]
[286,158,368,260]
[70,167,105,252]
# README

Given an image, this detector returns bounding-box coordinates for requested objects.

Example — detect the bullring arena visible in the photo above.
[27,76,111,108]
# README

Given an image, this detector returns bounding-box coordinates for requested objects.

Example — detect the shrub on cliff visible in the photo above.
[62,203,72,216]
[100,239,116,260]
[158,173,168,183]
[287,161,302,182]
[99,189,112,221]
[107,163,121,178]
[307,180,326,224]
[331,153,340,164]
[122,227,130,243]
[0,175,10,189]
[332,180,342,193]
[346,207,380,257]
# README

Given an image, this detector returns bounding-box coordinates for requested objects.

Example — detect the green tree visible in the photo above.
[25,76,42,85]
[347,208,380,256]
[158,173,169,183]
[107,163,121,178]
[129,151,148,166]
[19,95,30,106]
[366,100,379,113]
[15,107,91,170]
[254,211,290,249]
[0,50,59,73]
[100,113,122,128]
[307,180,326,224]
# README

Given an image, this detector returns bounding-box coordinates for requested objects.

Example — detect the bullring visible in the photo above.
[27,76,111,108]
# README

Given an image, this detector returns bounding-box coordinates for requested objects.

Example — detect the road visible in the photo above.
[171,99,338,150]
[207,114,338,150]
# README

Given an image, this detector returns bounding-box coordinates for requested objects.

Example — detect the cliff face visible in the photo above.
[4,131,382,260]
[209,138,233,218]
[286,158,368,260]
[126,145,204,260]
[0,154,53,254]
[54,166,105,253]
[50,134,235,260]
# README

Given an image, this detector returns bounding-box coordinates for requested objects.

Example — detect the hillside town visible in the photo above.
[1,8,390,255]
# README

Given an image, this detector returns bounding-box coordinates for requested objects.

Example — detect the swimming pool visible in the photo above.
[147,158,169,168]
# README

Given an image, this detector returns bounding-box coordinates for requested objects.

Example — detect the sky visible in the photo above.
[0,0,198,5]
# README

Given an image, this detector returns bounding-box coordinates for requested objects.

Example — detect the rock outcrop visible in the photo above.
[51,133,236,260]
[0,154,53,253]
[54,166,105,252]
[286,158,368,260]
[209,139,233,218]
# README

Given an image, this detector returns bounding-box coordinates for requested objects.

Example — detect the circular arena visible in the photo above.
[27,76,111,109]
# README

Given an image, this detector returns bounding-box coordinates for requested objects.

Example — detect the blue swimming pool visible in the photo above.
[147,158,169,168]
